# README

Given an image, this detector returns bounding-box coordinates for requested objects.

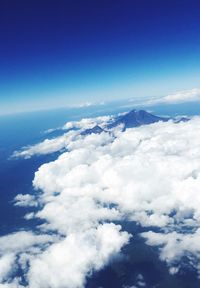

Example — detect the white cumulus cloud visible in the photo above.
[2,113,200,287]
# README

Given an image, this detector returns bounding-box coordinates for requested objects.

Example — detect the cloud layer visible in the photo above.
[2,114,200,287]
[147,88,200,105]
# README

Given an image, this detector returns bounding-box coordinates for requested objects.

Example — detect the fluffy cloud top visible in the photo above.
[28,224,129,288]
[2,113,200,287]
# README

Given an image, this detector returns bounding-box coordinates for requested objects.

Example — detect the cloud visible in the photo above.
[0,231,56,287]
[11,132,75,159]
[147,88,200,105]
[0,226,129,288]
[0,254,16,283]
[141,229,200,275]
[63,115,112,130]
[27,224,129,288]
[2,114,200,286]
[14,194,37,207]
[12,115,114,159]
[0,231,54,254]
[72,101,105,109]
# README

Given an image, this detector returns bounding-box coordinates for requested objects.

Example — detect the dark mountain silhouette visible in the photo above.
[174,117,189,123]
[107,109,169,130]
[81,125,105,135]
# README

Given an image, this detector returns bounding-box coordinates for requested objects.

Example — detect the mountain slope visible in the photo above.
[107,109,169,130]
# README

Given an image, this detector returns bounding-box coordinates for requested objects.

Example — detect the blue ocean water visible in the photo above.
[0,102,200,287]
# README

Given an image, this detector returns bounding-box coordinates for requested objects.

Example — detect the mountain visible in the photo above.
[107,109,169,130]
[174,116,189,123]
[81,125,105,135]
[80,110,170,135]
[78,109,191,136]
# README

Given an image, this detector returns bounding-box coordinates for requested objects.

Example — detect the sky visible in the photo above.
[1,0,200,115]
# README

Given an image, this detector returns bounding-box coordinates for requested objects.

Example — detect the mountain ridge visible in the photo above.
[81,109,172,135]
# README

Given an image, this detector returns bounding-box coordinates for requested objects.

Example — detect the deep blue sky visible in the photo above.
[1,0,200,115]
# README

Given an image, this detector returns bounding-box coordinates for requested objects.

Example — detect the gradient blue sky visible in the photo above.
[1,0,200,115]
